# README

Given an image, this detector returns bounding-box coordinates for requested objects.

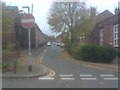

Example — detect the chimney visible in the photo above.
[90,7,96,18]
[114,7,119,14]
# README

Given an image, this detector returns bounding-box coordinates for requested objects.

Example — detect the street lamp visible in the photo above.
[19,10,26,14]
[22,6,30,14]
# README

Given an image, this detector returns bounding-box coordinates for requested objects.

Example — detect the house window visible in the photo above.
[99,29,104,46]
[113,24,119,47]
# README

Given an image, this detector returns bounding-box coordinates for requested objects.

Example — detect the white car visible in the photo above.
[57,43,61,46]
[47,42,51,46]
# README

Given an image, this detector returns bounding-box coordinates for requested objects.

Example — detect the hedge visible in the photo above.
[75,45,117,63]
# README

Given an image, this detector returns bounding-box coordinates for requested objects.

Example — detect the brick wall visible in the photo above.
[103,15,117,46]
[92,14,118,47]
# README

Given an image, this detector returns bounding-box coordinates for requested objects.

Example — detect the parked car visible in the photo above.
[47,42,51,46]
[57,43,61,46]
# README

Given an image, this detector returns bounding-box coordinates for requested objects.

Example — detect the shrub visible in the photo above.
[2,50,12,60]
[2,61,11,72]
[75,45,117,63]
[3,44,16,51]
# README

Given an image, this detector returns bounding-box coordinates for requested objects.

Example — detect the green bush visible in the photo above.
[3,44,16,51]
[2,50,12,60]
[75,45,117,63]
[2,61,11,72]
[65,42,79,56]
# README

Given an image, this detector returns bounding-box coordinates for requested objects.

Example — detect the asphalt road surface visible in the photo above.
[2,44,119,88]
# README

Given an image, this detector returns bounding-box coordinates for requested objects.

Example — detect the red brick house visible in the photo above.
[2,6,19,47]
[86,9,119,50]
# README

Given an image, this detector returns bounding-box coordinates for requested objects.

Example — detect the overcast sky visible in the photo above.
[2,0,119,36]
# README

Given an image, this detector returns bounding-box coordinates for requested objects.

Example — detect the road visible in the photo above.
[2,44,119,88]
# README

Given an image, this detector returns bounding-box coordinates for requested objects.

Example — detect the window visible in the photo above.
[99,29,104,46]
[113,24,119,47]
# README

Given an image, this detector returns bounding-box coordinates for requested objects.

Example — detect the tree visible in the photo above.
[47,1,90,42]
[2,2,15,33]
[2,2,16,48]
[2,3,17,72]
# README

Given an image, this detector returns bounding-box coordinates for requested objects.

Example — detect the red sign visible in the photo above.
[21,14,35,28]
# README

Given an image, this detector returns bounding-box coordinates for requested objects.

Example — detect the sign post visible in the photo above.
[21,14,35,72]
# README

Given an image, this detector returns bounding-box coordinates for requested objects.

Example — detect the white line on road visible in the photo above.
[103,78,119,80]
[44,49,47,52]
[38,77,54,80]
[61,78,75,80]
[100,74,114,77]
[60,75,73,77]
[81,78,96,80]
[40,49,47,62]
[80,74,93,77]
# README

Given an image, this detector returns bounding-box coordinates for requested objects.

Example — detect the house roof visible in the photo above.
[7,6,18,11]
[96,10,114,23]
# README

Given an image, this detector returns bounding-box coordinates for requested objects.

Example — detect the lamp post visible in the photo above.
[22,6,30,14]
[22,6,32,72]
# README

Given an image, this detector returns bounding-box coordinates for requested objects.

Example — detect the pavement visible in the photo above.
[2,65,48,79]
[2,46,54,79]
[62,50,119,72]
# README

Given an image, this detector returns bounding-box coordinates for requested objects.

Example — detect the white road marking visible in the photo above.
[38,77,54,80]
[103,78,119,80]
[40,49,47,62]
[61,78,75,80]
[80,74,93,77]
[44,49,47,53]
[81,78,96,80]
[60,75,73,77]
[100,74,114,77]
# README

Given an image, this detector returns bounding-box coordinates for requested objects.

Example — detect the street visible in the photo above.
[2,44,119,88]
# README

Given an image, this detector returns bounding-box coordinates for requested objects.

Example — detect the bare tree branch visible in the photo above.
[47,1,90,33]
